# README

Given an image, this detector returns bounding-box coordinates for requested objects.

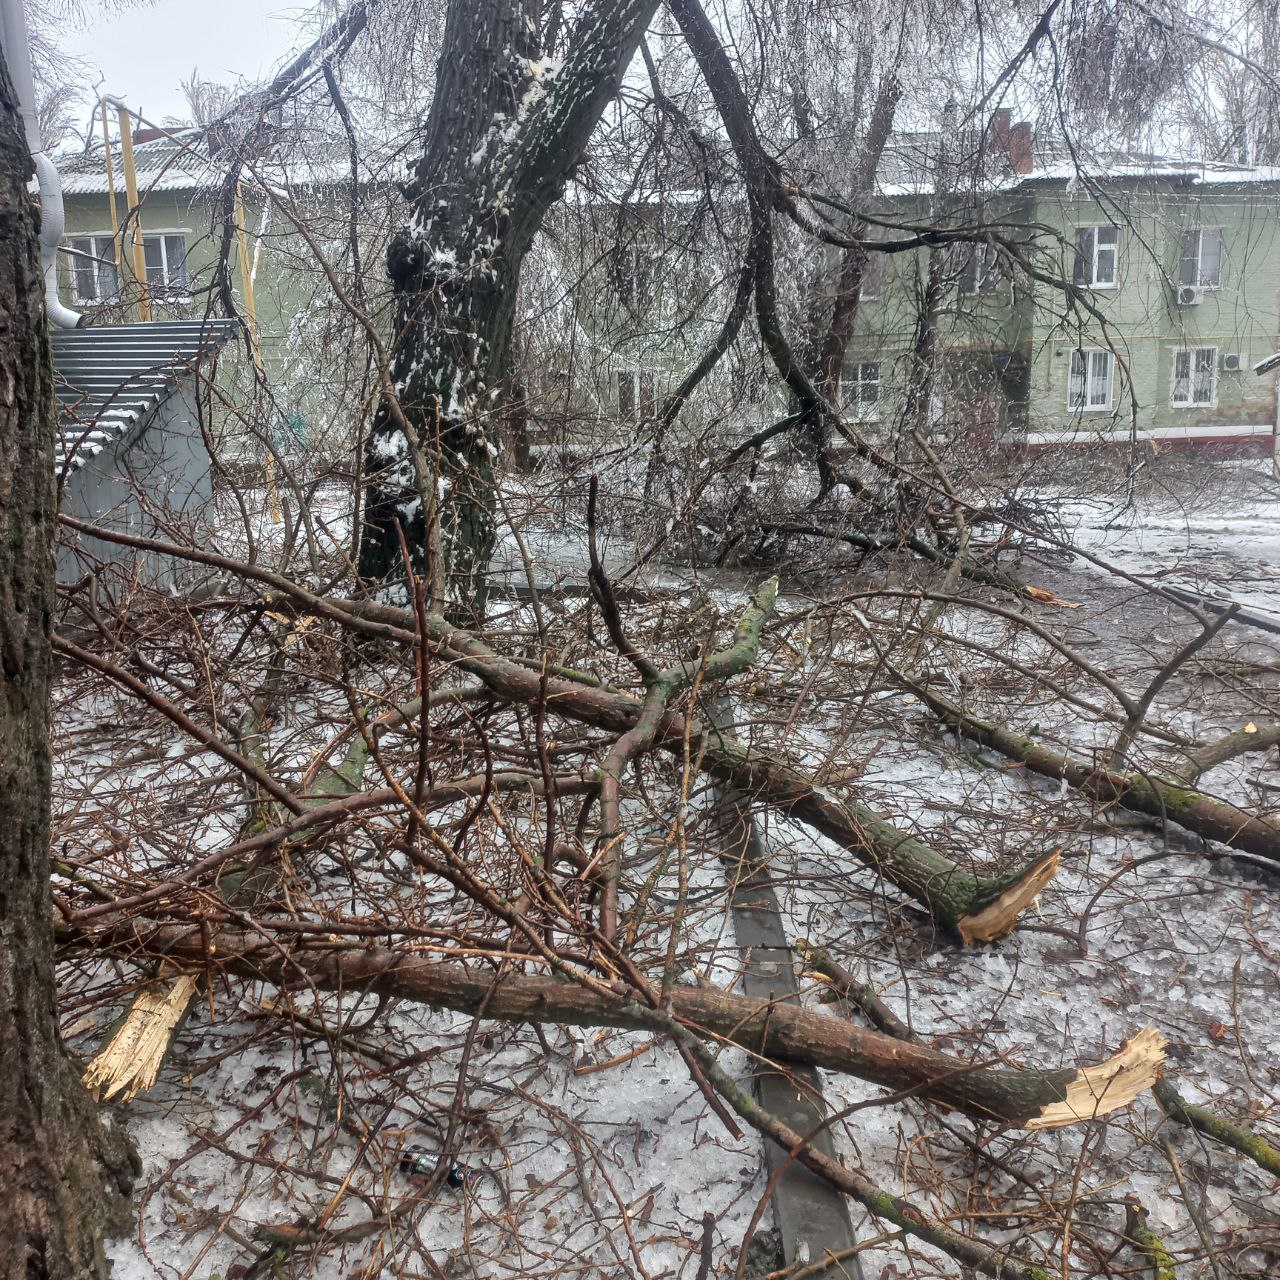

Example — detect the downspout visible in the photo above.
[0,0,82,327]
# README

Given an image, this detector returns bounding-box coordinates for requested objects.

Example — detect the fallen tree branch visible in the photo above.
[54,632,304,816]
[594,573,778,937]
[901,679,1280,863]
[1124,1196,1178,1280]
[762,521,1037,601]
[58,517,1057,938]
[1168,721,1280,785]
[666,1017,1057,1280]
[71,924,1166,1130]
[1155,1078,1280,1179]
[797,940,912,1041]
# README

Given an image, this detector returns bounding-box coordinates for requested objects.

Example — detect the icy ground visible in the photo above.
[54,462,1280,1280]
[1049,462,1280,624]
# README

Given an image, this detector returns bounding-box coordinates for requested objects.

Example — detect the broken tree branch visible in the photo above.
[69,922,1166,1131]
[902,678,1280,863]
[1155,1079,1280,1179]
[58,518,1057,937]
[1168,721,1280,785]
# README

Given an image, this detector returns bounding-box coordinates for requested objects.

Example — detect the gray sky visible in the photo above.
[59,0,313,124]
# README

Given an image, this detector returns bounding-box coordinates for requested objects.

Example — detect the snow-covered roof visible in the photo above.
[53,319,237,475]
[61,129,222,196]
[59,128,368,197]
[1018,161,1280,188]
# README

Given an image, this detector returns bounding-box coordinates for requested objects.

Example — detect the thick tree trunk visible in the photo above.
[359,0,659,623]
[0,53,137,1278]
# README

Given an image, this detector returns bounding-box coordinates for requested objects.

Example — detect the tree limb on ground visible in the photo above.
[901,678,1280,863]
[59,516,1059,940]
[1154,1079,1280,1180]
[66,922,1166,1131]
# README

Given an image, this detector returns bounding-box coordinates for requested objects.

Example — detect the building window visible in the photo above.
[959,241,1000,295]
[66,232,188,301]
[613,245,655,307]
[1067,348,1113,411]
[617,370,655,423]
[67,235,119,302]
[1172,347,1216,406]
[1073,226,1119,289]
[840,361,881,420]
[1179,228,1222,288]
[143,234,190,295]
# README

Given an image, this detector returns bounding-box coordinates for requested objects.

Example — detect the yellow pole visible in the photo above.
[233,183,264,376]
[235,182,280,522]
[115,103,151,322]
[99,102,120,251]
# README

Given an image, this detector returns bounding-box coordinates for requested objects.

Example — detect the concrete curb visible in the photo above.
[705,697,863,1280]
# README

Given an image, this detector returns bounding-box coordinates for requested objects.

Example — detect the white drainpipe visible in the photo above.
[0,0,82,327]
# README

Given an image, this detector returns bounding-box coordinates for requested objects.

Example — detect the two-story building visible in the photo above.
[55,122,389,462]
[531,122,1280,459]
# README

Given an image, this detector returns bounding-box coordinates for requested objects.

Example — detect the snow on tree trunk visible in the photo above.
[0,51,138,1278]
[359,0,660,624]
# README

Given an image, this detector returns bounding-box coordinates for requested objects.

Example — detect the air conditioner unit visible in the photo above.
[1176,285,1205,306]
[1221,353,1243,372]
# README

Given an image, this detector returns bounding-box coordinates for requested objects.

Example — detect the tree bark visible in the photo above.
[359,0,659,623]
[907,681,1280,863]
[76,923,1166,1131]
[0,52,137,1278]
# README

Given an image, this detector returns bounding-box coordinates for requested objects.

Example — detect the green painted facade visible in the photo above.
[55,137,380,460]
[543,173,1280,451]
[55,139,1280,455]
[1010,179,1280,444]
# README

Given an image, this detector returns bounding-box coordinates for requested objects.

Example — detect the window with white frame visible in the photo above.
[66,235,120,302]
[1073,225,1119,288]
[840,361,881,420]
[959,241,1001,295]
[142,233,190,294]
[66,232,189,301]
[1067,348,1114,410]
[617,370,655,423]
[1178,228,1223,288]
[1171,347,1216,406]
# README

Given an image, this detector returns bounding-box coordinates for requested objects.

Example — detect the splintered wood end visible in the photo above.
[1027,1026,1168,1130]
[82,972,198,1103]
[956,851,1061,945]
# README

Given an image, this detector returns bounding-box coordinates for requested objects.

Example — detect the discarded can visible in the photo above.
[399,1143,477,1189]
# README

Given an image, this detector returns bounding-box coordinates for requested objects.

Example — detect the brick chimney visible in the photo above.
[1008,121,1034,174]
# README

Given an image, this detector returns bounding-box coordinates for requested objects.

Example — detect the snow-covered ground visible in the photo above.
[54,461,1280,1280]
[1052,464,1280,623]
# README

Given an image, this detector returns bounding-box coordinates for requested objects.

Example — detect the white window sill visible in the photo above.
[1068,404,1114,413]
